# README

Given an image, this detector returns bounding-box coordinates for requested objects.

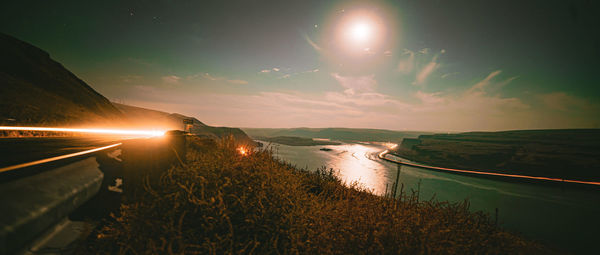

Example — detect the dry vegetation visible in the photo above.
[82,136,554,254]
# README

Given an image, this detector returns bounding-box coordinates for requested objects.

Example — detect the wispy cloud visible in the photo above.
[414,57,438,85]
[162,75,181,84]
[331,73,377,95]
[399,48,446,84]
[259,67,280,73]
[185,72,246,85]
[275,68,319,79]
[397,49,415,74]
[468,70,502,93]
[201,73,221,81]
[122,48,598,131]
[226,79,248,85]
[441,72,459,79]
[415,91,445,104]
[128,71,599,131]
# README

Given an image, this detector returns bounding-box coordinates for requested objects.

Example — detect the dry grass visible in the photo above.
[83,136,555,254]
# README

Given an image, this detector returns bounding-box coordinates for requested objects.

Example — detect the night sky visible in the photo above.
[2,0,599,131]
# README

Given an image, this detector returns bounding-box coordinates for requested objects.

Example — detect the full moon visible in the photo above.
[350,22,371,42]
[328,8,392,57]
[339,14,382,51]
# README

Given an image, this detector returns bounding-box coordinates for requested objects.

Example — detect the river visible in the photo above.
[263,141,600,254]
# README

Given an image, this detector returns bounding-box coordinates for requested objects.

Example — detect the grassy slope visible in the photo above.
[83,137,554,254]
[395,129,600,182]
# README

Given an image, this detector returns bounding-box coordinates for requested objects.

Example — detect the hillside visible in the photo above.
[0,33,124,126]
[114,103,253,144]
[394,129,600,182]
[0,33,252,143]
[242,127,430,143]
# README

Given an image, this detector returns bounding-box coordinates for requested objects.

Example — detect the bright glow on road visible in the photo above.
[0,126,165,137]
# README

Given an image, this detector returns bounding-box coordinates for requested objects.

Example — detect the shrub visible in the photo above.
[83,137,554,254]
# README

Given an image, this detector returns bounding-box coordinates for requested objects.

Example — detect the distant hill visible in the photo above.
[242,127,431,143]
[255,136,341,146]
[114,103,253,144]
[394,129,600,182]
[0,33,124,126]
[113,103,206,130]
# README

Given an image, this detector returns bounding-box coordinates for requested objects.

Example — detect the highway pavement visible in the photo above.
[0,136,124,180]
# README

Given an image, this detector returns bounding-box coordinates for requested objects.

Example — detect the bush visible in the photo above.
[83,137,554,254]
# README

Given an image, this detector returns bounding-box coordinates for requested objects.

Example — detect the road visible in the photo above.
[0,136,124,179]
[378,149,600,187]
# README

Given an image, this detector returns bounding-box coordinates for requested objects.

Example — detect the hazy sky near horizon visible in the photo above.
[2,0,599,131]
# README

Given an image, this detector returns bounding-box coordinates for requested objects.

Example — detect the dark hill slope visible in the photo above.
[113,103,206,130]
[0,33,123,125]
[113,103,253,144]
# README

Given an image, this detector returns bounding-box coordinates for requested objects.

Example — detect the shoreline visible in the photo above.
[378,149,600,189]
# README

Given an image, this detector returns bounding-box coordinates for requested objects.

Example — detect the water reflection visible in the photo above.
[265,140,600,253]
[266,141,394,194]
[323,143,389,194]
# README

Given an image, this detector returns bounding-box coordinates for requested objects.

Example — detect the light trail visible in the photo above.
[0,143,122,173]
[0,126,165,137]
[378,150,600,187]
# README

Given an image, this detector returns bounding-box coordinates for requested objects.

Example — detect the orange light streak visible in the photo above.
[0,126,165,137]
[378,150,600,187]
[0,143,122,173]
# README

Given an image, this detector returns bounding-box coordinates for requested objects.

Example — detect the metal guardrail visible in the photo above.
[0,157,106,254]
[0,133,187,254]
